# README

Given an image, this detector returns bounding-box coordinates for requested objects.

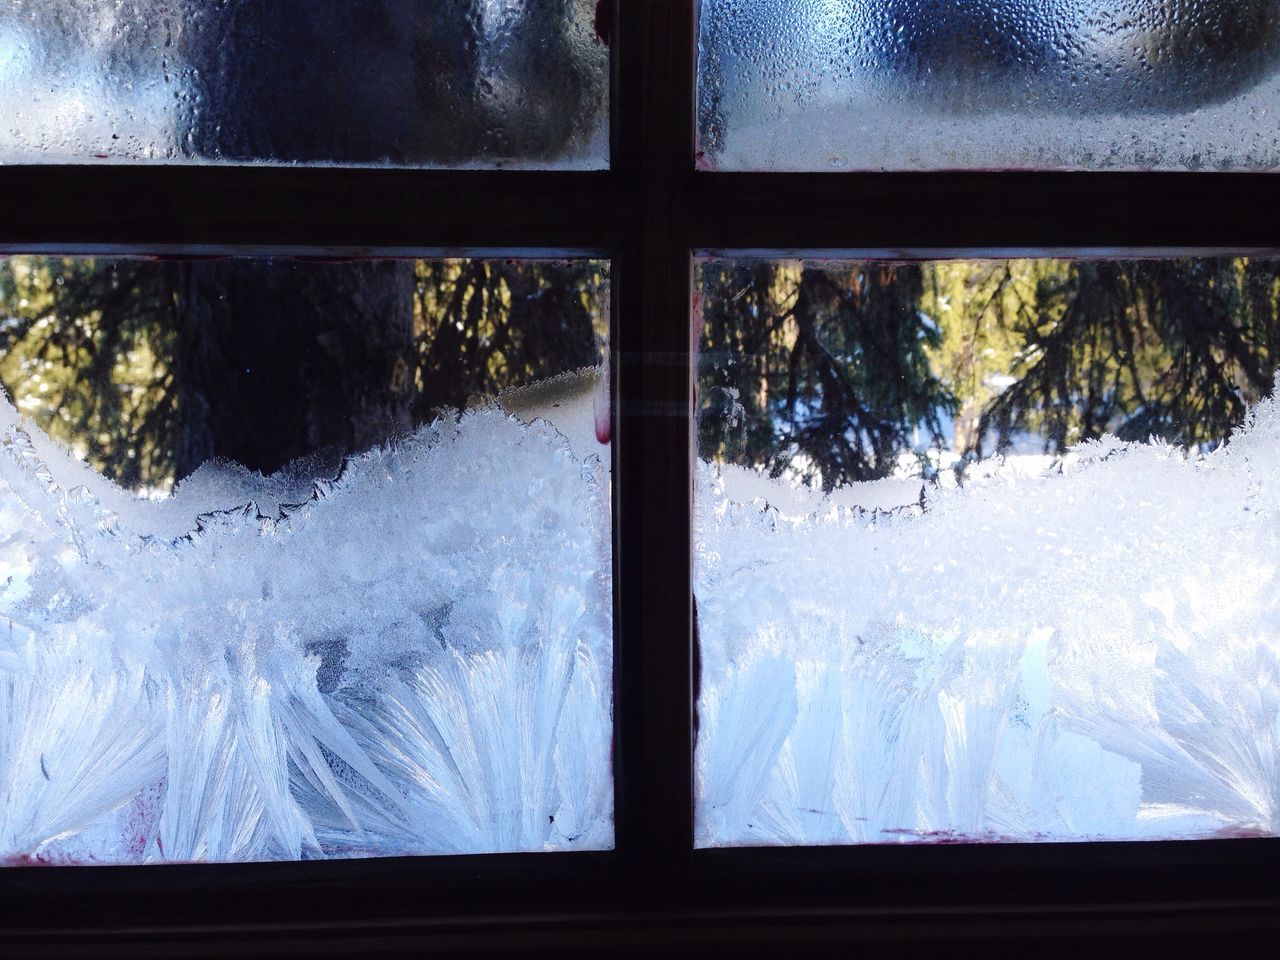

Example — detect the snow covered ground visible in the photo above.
[0,370,614,864]
[696,394,1280,845]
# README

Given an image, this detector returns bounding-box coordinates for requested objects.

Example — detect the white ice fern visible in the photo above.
[7,379,1280,860]
[0,394,614,863]
[697,390,1280,845]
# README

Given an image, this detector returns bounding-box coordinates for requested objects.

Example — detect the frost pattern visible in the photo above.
[0,393,612,864]
[698,0,1280,171]
[696,391,1280,845]
[0,1,608,169]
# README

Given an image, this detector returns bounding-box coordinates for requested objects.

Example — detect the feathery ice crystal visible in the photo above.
[697,389,1280,845]
[6,375,1280,862]
[0,385,614,864]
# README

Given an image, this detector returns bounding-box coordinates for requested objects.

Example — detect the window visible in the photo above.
[1,1,1277,952]
[0,0,608,168]
[0,254,614,863]
[697,0,1280,171]
[695,253,1280,847]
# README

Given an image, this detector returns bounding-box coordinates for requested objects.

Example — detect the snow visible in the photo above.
[696,388,1280,846]
[0,371,613,864]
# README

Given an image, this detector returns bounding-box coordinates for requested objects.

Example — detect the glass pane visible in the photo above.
[695,254,1280,846]
[0,1,609,168]
[0,255,613,864]
[697,1,1280,171]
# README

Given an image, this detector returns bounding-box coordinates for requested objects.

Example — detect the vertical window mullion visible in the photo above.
[612,0,699,894]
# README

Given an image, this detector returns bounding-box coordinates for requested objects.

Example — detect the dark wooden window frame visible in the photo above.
[1,1,1278,953]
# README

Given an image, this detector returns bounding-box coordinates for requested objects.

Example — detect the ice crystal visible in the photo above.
[696,389,1280,845]
[0,387,613,864]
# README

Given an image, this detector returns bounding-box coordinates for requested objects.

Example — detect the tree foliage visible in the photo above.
[0,258,607,491]
[698,260,948,489]
[4,253,1279,496]
[976,258,1280,456]
[411,260,607,422]
[0,258,178,489]
[698,256,1280,486]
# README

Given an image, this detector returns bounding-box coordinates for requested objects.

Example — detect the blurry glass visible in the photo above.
[697,1,1280,171]
[0,1,609,168]
[0,256,613,863]
[694,254,1280,846]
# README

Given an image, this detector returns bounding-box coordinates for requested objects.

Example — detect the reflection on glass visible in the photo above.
[0,256,613,863]
[698,0,1280,170]
[695,256,1280,846]
[0,1,608,168]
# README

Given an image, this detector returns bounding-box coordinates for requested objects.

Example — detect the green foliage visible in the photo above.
[0,257,607,492]
[0,258,178,490]
[920,259,1061,453]
[698,260,950,489]
[977,258,1280,455]
[699,256,1280,487]
[5,251,1278,497]
[412,259,608,421]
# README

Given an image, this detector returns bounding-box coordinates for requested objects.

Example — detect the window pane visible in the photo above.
[0,1,609,168]
[695,254,1280,845]
[0,256,613,863]
[697,1,1280,171]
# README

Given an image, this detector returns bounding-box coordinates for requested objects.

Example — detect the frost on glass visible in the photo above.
[0,256,613,864]
[698,1,1280,171]
[0,1,608,168]
[694,256,1280,846]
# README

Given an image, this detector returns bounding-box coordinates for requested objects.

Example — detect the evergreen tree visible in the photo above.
[698,260,950,489]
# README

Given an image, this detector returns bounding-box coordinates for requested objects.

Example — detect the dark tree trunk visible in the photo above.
[174,260,416,479]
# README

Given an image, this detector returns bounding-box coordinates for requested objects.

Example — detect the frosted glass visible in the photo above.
[698,1,1280,171]
[694,255,1280,846]
[0,1,608,168]
[0,256,613,864]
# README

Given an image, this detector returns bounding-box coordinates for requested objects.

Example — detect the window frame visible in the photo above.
[1,0,1278,951]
